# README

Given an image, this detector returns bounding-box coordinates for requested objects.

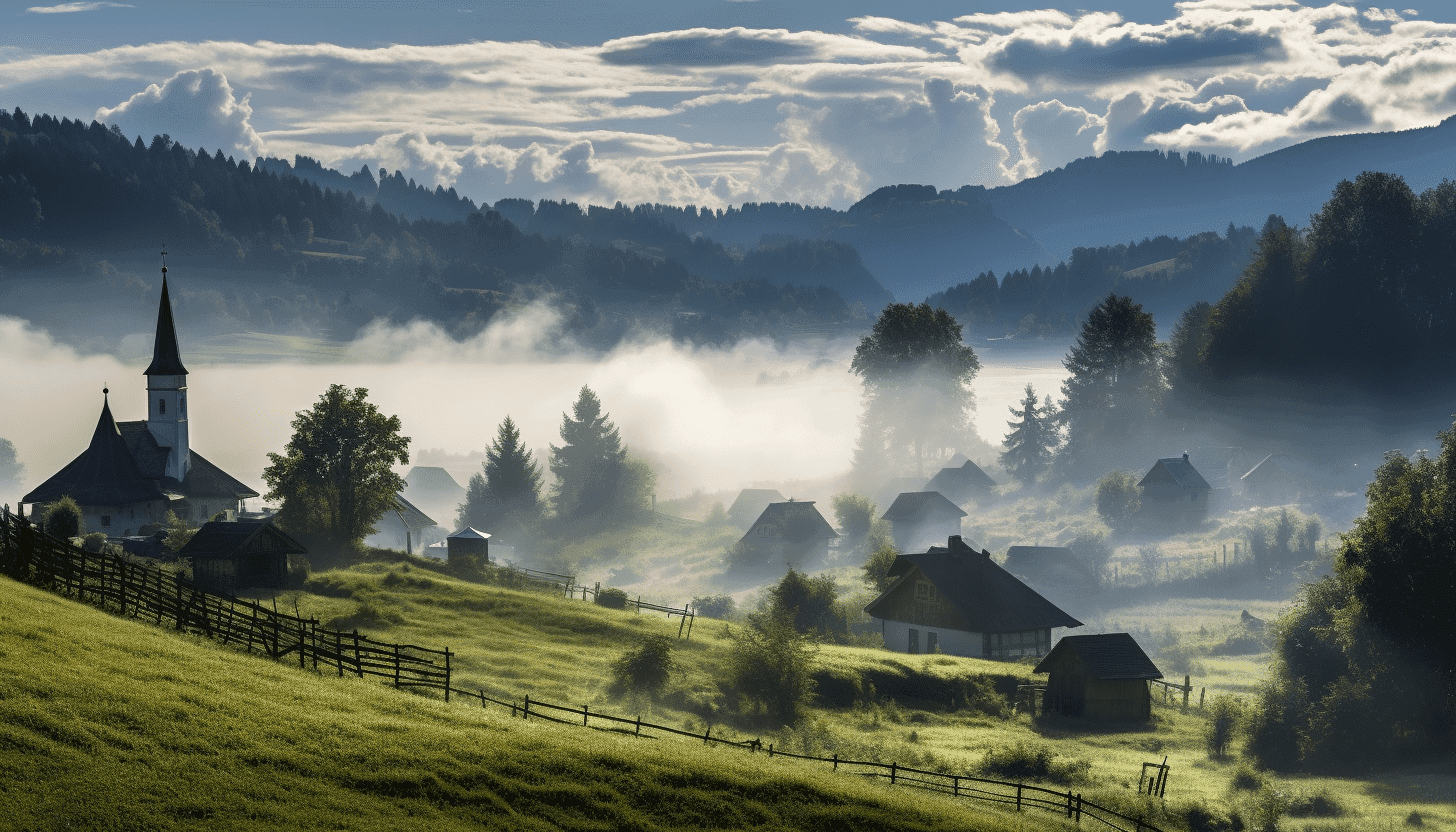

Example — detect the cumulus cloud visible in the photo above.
[25,2,131,12]
[1010,100,1103,178]
[96,69,265,159]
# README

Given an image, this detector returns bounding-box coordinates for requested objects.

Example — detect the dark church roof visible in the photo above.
[178,518,306,561]
[742,501,837,543]
[23,395,167,506]
[116,421,257,501]
[143,273,188,376]
[882,491,967,522]
[1033,633,1162,680]
[865,535,1082,633]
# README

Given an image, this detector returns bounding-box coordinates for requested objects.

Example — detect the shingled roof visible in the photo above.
[1138,455,1212,492]
[881,491,967,522]
[177,518,306,561]
[116,421,257,501]
[23,396,168,506]
[865,536,1082,633]
[1033,633,1162,680]
[742,501,837,543]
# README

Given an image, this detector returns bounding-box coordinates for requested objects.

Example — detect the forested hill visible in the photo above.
[0,107,870,347]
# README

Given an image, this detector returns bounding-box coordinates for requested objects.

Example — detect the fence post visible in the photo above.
[444,648,452,703]
[524,695,530,721]
[832,753,838,771]
[952,776,958,798]
[298,619,306,669]
[889,762,897,785]
[703,726,710,744]
[175,575,184,630]
[1016,785,1022,811]
[1183,675,1190,708]
[1200,687,1206,708]
[480,690,487,709]
[768,743,773,757]
[353,630,362,677]
[1076,793,1083,822]
[1066,790,1073,818]
[583,704,589,727]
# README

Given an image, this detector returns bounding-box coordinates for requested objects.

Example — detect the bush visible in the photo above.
[1284,790,1343,818]
[1229,764,1265,791]
[978,742,1090,785]
[723,612,817,724]
[81,532,108,553]
[1069,531,1112,587]
[1206,695,1243,757]
[830,492,876,542]
[43,496,82,539]
[610,634,681,702]
[767,568,841,638]
[595,587,629,609]
[691,594,736,620]
[1096,471,1141,532]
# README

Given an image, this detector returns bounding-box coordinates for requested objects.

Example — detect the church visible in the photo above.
[21,259,257,536]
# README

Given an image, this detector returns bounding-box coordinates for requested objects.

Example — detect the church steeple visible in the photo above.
[144,251,187,376]
[145,249,190,483]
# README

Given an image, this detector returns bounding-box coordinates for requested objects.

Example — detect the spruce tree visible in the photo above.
[1000,384,1056,484]
[1058,294,1164,476]
[549,386,627,523]
[457,416,542,534]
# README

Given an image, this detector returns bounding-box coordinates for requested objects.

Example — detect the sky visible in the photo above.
[5,0,1455,210]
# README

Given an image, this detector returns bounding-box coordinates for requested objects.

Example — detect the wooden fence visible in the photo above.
[563,581,696,638]
[0,507,1163,831]
[0,508,452,698]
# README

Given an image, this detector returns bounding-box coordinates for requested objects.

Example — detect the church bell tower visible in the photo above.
[145,251,190,483]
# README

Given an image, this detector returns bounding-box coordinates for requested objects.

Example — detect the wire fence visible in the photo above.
[0,506,1163,832]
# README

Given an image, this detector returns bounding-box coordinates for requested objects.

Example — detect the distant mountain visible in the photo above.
[985,116,1456,258]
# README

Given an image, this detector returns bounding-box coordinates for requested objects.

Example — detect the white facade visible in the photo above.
[880,618,984,658]
[146,372,190,482]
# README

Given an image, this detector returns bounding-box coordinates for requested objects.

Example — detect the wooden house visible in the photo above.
[738,501,837,569]
[22,263,256,534]
[178,518,305,591]
[364,494,439,555]
[923,459,997,504]
[881,491,967,554]
[727,488,785,528]
[1033,633,1162,721]
[863,535,1082,660]
[1137,453,1213,526]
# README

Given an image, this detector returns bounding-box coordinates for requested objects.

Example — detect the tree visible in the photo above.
[549,386,628,523]
[830,492,875,543]
[723,611,817,723]
[262,385,410,560]
[1095,471,1141,533]
[1058,294,1164,475]
[0,437,24,499]
[610,634,681,703]
[42,496,82,539]
[1000,384,1057,484]
[767,568,840,638]
[862,540,898,593]
[1164,301,1213,416]
[851,303,981,477]
[457,416,542,535]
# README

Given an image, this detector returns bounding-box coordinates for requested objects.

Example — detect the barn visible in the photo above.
[178,517,306,592]
[1033,633,1163,721]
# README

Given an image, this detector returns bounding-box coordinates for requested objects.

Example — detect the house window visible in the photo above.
[908,628,920,654]
[101,515,111,527]
[914,580,937,603]
[159,398,165,414]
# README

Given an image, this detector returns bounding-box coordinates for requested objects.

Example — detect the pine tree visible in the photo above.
[549,386,628,523]
[457,416,542,534]
[1000,384,1057,484]
[1058,294,1164,476]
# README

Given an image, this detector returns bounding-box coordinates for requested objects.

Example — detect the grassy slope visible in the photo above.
[0,574,1058,832]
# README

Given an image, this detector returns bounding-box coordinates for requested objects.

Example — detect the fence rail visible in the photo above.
[1,507,1161,832]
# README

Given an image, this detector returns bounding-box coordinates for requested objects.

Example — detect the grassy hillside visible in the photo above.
[0,572,1058,832]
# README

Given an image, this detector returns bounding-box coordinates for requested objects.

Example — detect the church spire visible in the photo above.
[144,248,187,376]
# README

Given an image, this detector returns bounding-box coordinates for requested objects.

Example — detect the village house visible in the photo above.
[1137,453,1213,526]
[364,494,440,555]
[1033,632,1163,721]
[726,488,785,528]
[863,535,1082,660]
[737,500,837,570]
[177,516,305,592]
[881,491,967,554]
[922,458,997,504]
[21,260,257,535]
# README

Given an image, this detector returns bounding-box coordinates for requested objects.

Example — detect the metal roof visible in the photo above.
[143,273,188,376]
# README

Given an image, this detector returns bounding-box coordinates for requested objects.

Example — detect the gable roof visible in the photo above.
[1138,456,1212,491]
[1004,545,1097,584]
[384,494,437,532]
[881,491,967,522]
[448,526,490,540]
[865,535,1082,632]
[1033,633,1162,680]
[742,501,837,543]
[403,466,465,498]
[144,273,188,376]
[924,459,997,493]
[23,396,168,506]
[728,488,786,520]
[946,452,970,467]
[178,518,307,561]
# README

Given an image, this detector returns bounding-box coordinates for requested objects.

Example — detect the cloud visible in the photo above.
[96,69,265,159]
[25,2,131,12]
[1100,90,1250,152]
[987,25,1285,86]
[598,27,936,67]
[1010,100,1104,177]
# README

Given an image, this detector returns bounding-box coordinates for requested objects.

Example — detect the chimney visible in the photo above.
[1183,452,1190,462]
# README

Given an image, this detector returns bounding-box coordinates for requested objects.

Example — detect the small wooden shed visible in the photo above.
[177,518,305,592]
[447,527,490,566]
[1033,633,1162,721]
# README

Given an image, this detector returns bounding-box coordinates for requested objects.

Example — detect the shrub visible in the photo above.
[43,496,83,539]
[978,742,1090,785]
[703,502,728,526]
[1284,790,1343,818]
[830,492,876,542]
[1095,471,1141,532]
[723,612,816,724]
[1206,695,1243,757]
[1230,764,1265,791]
[691,594,736,620]
[595,587,629,609]
[1246,784,1287,832]
[81,532,108,553]
[610,634,681,702]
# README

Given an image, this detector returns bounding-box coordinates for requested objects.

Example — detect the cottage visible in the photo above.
[21,260,257,534]
[1137,453,1213,526]
[177,517,305,592]
[737,500,837,570]
[726,488,786,528]
[881,491,967,554]
[923,459,997,504]
[364,494,439,555]
[863,535,1082,660]
[1033,633,1162,721]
